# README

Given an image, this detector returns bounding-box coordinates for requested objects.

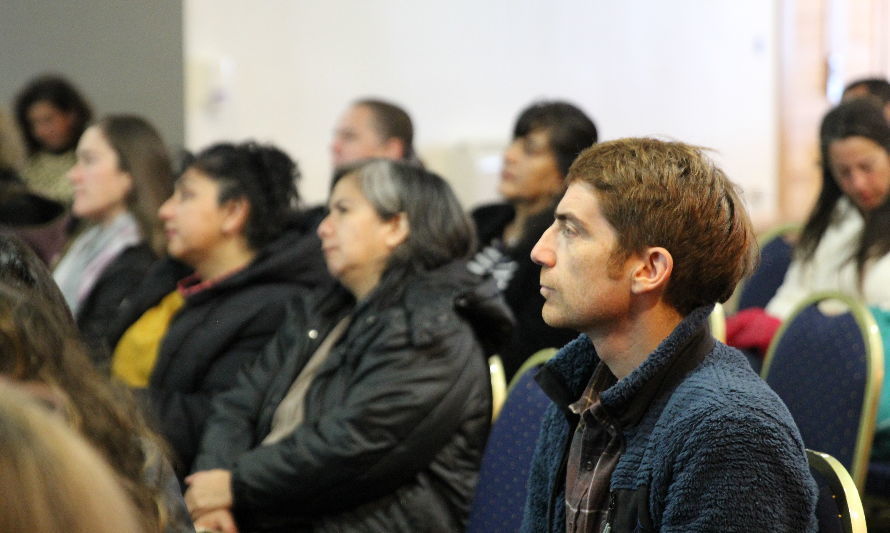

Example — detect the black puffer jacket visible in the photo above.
[107,219,331,476]
[192,261,513,532]
[78,242,156,361]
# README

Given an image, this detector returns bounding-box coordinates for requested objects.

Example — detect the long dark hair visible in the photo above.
[797,99,890,282]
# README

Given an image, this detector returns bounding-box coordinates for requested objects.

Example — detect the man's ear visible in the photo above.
[220,197,250,237]
[381,137,406,160]
[383,212,410,249]
[630,246,673,296]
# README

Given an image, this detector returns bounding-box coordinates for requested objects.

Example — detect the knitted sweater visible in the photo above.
[522,306,818,532]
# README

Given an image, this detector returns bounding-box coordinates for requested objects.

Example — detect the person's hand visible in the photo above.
[194,508,239,533]
[185,469,234,519]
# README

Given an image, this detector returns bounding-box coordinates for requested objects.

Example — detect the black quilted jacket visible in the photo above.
[192,261,513,532]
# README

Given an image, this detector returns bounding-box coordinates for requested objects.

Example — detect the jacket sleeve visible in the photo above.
[230,311,483,515]
[78,247,155,362]
[192,302,305,472]
[148,302,290,474]
[658,406,818,532]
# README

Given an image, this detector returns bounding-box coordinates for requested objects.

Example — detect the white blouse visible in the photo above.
[766,197,890,319]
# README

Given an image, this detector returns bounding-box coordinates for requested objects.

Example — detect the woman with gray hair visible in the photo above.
[185,159,512,532]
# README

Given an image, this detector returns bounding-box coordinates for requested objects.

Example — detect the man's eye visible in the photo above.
[560,225,577,237]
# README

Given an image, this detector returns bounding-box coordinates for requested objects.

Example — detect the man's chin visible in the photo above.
[541,308,566,329]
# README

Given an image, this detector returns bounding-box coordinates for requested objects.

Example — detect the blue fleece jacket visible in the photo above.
[521,306,818,532]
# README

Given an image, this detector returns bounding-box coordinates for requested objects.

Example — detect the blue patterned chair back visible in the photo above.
[467,358,552,532]
[735,224,798,312]
[762,292,883,490]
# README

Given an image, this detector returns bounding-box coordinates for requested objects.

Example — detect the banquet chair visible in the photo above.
[727,222,800,314]
[467,348,556,532]
[807,449,867,533]
[761,291,884,490]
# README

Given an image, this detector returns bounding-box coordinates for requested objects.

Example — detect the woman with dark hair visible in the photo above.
[52,114,173,354]
[13,74,93,202]
[469,100,598,378]
[756,99,890,460]
[106,141,329,478]
[765,99,890,317]
[2,106,68,264]
[0,250,193,532]
[184,159,512,532]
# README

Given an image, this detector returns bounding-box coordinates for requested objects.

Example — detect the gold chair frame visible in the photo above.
[807,449,868,533]
[488,354,507,421]
[506,347,557,396]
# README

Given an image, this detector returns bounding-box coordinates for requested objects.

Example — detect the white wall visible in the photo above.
[1,1,184,150]
[185,0,777,221]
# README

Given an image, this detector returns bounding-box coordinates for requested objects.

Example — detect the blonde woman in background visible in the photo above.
[0,237,194,533]
[0,384,146,533]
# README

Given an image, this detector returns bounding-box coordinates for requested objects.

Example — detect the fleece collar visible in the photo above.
[537,304,715,424]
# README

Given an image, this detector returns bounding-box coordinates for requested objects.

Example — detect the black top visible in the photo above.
[470,202,577,378]
[77,243,157,362]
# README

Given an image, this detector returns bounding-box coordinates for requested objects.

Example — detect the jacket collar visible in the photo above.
[537,305,715,427]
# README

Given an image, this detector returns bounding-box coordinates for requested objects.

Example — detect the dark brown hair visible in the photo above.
[189,141,300,250]
[513,100,598,177]
[14,74,93,155]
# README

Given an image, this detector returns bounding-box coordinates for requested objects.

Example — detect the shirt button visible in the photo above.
[308,329,318,339]
[584,460,594,471]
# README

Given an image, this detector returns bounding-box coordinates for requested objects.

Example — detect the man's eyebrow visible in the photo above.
[173,174,196,187]
[554,211,588,232]
[555,211,580,225]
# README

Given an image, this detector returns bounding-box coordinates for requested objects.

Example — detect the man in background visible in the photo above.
[330,98,419,167]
